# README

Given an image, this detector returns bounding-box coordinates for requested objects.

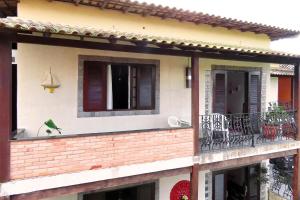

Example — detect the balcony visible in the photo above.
[199,111,297,152]
[10,128,193,180]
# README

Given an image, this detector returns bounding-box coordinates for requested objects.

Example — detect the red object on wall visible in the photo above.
[278,76,293,104]
[170,180,191,200]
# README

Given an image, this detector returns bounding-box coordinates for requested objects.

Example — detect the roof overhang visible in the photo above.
[271,64,295,76]
[52,0,300,41]
[0,0,17,17]
[1,17,299,65]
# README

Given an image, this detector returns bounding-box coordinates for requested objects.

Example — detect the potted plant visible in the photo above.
[262,102,286,140]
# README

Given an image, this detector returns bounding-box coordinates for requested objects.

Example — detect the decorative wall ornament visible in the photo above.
[170,180,190,200]
[41,68,60,93]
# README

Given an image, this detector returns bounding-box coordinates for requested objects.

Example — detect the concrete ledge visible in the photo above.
[196,141,300,164]
[0,156,193,196]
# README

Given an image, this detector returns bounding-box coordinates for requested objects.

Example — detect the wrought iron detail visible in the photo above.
[200,111,296,152]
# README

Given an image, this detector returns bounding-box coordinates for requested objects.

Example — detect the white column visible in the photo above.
[128,65,131,109]
[107,64,113,110]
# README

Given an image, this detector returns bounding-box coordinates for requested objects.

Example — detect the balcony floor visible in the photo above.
[196,140,300,167]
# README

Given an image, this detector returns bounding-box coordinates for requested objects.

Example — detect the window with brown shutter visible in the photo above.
[83,61,107,112]
[213,70,227,114]
[83,61,156,112]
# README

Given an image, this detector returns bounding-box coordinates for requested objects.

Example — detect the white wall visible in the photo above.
[269,77,279,104]
[43,194,77,200]
[17,44,191,136]
[17,44,271,137]
[159,172,207,200]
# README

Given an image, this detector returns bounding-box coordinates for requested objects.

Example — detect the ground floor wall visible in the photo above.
[40,171,208,200]
[39,165,269,200]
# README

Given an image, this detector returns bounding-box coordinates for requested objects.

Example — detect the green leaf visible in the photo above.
[44,119,59,129]
[44,119,62,134]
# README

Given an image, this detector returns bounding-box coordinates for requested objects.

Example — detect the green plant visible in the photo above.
[37,119,62,136]
[265,102,286,125]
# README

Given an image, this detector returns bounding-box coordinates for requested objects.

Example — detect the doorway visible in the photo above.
[82,182,156,200]
[213,165,260,200]
[212,69,261,114]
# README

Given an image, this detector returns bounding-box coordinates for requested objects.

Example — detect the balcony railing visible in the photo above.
[199,111,297,152]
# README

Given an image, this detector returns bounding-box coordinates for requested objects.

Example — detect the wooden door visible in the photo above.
[248,71,261,113]
[213,70,227,114]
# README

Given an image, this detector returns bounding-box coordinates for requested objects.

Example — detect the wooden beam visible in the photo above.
[11,167,191,200]
[190,55,199,200]
[199,149,297,171]
[191,55,200,155]
[0,33,12,183]
[293,153,300,199]
[293,63,300,199]
[190,165,199,200]
[15,34,300,64]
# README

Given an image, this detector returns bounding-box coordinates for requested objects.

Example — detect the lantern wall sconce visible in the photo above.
[41,68,60,93]
[185,67,191,88]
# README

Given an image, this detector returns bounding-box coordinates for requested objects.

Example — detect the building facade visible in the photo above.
[0,0,300,200]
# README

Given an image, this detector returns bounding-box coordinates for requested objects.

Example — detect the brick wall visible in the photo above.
[10,128,193,180]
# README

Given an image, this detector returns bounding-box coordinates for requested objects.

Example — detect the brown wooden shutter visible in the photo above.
[130,66,137,109]
[136,64,156,110]
[83,61,107,111]
[213,70,227,114]
[248,71,261,113]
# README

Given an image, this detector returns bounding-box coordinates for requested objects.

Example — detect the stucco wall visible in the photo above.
[18,0,270,49]
[17,43,271,136]
[269,77,279,104]
[17,44,192,136]
[159,172,207,200]
[43,194,77,200]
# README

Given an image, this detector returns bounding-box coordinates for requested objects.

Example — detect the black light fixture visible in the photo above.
[185,58,191,88]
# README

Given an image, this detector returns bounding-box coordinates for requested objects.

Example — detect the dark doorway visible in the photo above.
[213,165,260,200]
[213,70,261,114]
[83,182,156,200]
[227,71,248,114]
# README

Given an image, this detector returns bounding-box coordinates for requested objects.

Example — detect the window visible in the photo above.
[83,61,156,112]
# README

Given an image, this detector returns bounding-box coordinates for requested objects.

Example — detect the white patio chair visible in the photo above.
[210,113,229,142]
[168,116,181,128]
[168,116,191,128]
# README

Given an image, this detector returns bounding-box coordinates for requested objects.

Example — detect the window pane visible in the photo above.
[111,64,129,109]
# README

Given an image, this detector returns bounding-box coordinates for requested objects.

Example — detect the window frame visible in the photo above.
[78,55,160,118]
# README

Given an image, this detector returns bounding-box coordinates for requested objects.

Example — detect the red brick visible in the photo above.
[10,128,193,180]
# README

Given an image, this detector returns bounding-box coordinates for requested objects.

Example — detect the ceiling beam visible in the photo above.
[14,34,300,65]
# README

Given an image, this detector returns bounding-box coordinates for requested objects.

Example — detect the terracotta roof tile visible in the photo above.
[0,17,299,59]
[53,0,300,40]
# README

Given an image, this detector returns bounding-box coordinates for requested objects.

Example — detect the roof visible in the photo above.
[0,0,17,17]
[52,0,300,41]
[0,17,299,60]
[271,64,294,76]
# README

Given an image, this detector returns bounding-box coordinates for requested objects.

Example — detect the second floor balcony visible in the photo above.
[199,110,297,152]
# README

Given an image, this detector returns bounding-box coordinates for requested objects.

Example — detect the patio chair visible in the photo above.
[204,113,230,149]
